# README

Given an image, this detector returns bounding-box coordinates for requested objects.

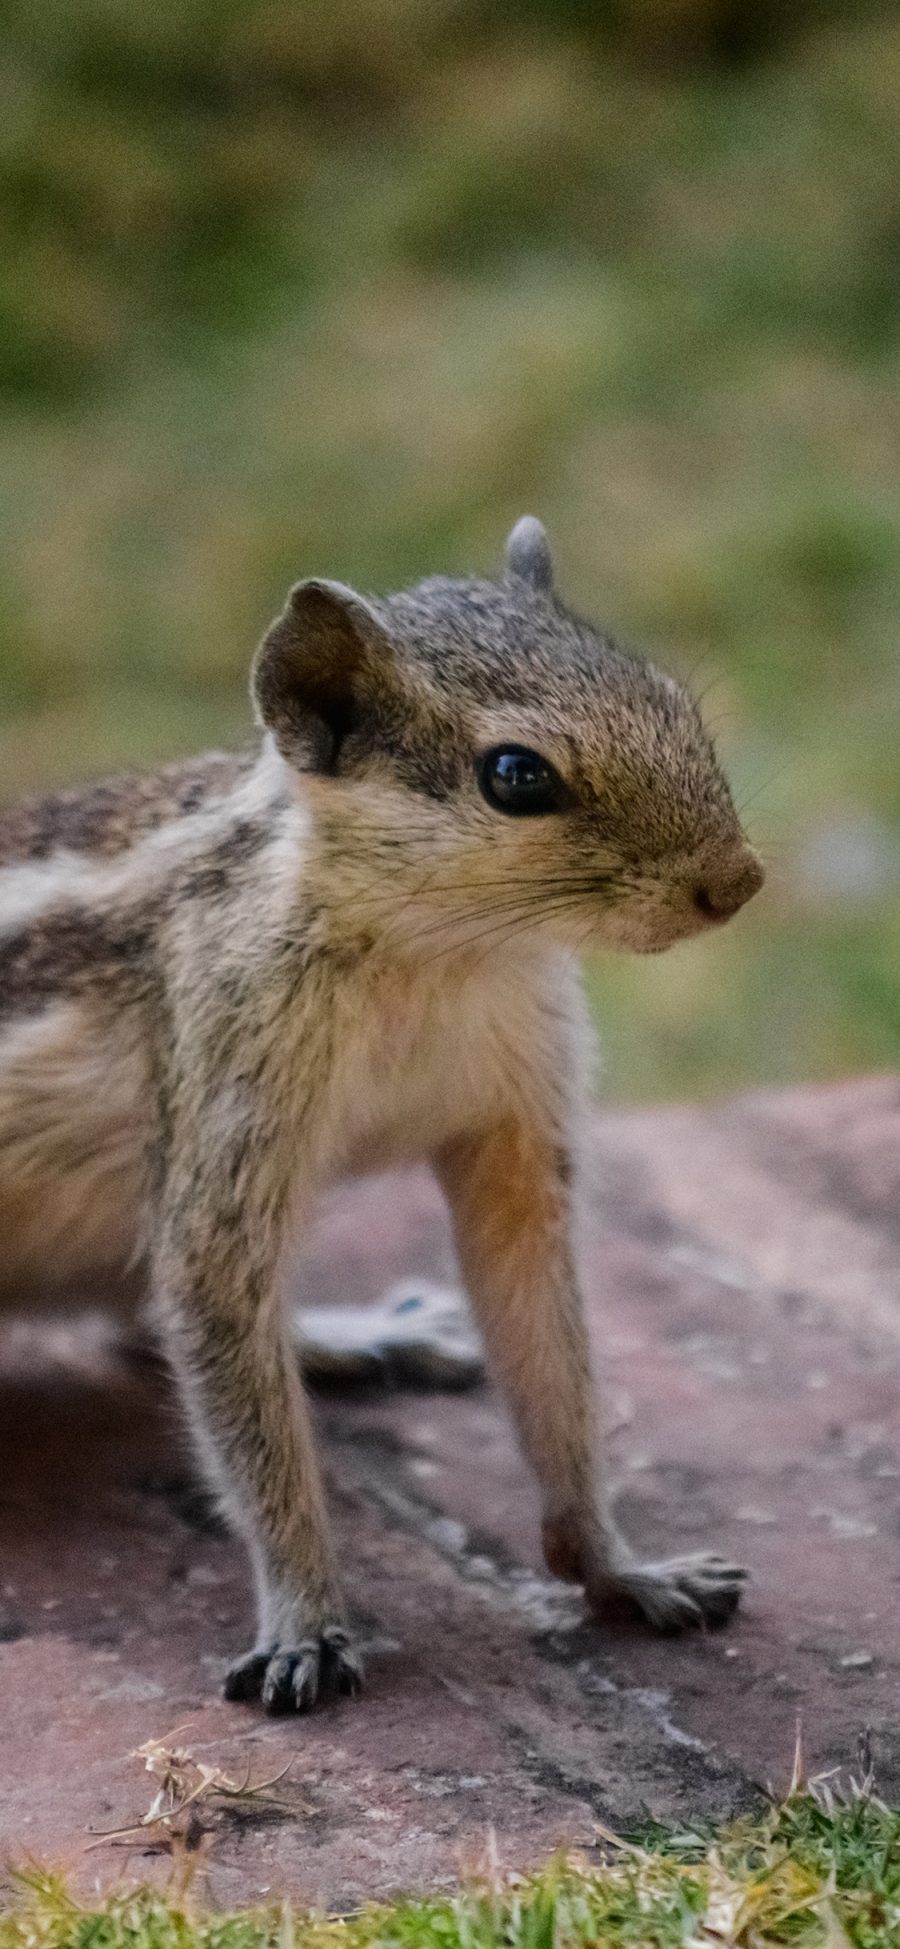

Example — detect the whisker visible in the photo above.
[316,871,620,951]
[380,879,620,952]
[311,869,614,930]
[736,761,798,818]
[416,893,601,968]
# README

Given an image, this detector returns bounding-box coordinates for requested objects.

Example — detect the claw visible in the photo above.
[225,1630,364,1713]
[223,1647,275,1701]
[605,1552,747,1634]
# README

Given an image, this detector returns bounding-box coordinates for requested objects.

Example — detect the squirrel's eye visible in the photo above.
[478,745,564,816]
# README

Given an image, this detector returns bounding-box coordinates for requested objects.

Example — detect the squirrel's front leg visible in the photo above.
[153,1118,362,1714]
[435,1112,745,1633]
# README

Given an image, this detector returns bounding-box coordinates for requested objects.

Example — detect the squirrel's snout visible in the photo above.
[692,848,764,924]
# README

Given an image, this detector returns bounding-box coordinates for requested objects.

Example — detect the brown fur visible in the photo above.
[0,519,762,1711]
[0,750,252,866]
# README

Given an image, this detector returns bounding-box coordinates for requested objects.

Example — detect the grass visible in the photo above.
[4,1785,900,1947]
[2,3,900,1098]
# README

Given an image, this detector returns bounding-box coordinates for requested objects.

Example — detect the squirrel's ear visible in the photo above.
[252,578,392,773]
[504,515,554,594]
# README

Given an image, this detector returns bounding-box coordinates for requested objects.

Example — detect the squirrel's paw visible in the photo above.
[223,1627,363,1713]
[543,1517,745,1633]
[600,1552,747,1632]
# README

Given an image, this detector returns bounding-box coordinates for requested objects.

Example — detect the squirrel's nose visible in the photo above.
[693,849,764,923]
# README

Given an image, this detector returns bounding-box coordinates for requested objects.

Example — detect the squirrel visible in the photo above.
[0,518,763,1714]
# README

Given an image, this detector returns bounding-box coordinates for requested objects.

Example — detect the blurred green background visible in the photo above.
[2,0,900,1100]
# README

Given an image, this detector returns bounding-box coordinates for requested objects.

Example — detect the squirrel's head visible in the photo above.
[252,519,763,959]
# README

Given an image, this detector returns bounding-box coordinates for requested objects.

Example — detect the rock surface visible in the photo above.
[2,1075,900,1908]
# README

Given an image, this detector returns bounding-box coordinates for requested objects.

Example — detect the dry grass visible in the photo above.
[82,1731,305,1857]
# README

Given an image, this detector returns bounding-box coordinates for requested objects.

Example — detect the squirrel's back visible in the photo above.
[0,748,256,869]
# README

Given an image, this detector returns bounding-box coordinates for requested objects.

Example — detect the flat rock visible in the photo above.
[2,1075,900,1908]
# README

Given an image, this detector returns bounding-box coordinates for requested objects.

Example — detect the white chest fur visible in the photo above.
[325,950,561,1180]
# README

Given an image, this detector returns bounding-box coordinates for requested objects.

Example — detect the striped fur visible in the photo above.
[0,522,760,1711]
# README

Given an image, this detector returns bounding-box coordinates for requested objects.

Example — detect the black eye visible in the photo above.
[477,745,565,816]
